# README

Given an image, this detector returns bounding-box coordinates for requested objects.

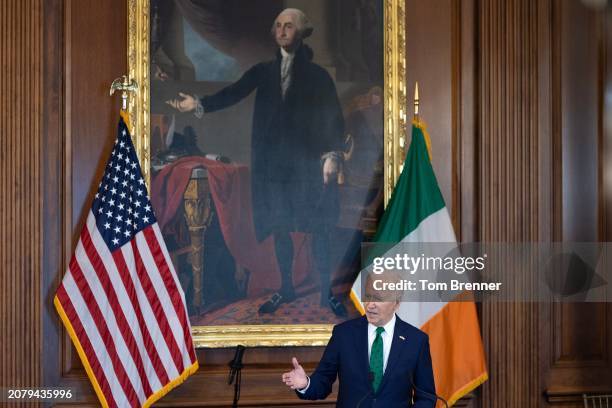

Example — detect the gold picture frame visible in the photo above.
[127,0,406,348]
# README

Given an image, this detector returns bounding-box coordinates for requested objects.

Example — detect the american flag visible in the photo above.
[54,115,198,408]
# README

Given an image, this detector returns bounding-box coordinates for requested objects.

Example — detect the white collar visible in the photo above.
[368,313,396,336]
[280,47,294,59]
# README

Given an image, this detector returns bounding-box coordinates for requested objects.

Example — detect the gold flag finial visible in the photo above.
[414,82,420,117]
[110,75,138,111]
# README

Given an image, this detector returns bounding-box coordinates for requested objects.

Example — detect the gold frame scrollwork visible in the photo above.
[127,0,406,348]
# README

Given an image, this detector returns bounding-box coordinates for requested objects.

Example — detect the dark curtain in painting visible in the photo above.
[173,0,283,67]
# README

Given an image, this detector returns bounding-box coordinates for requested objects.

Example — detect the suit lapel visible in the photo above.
[377,317,405,393]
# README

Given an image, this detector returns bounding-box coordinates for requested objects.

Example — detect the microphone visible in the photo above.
[228,345,245,385]
[228,345,246,408]
[356,371,375,408]
[409,375,448,408]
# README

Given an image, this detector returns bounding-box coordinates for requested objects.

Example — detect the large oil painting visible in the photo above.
[128,0,407,347]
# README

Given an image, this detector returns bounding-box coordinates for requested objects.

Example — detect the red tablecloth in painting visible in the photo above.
[151,157,311,297]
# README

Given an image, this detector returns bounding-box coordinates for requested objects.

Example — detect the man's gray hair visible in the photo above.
[364,270,405,303]
[271,8,314,39]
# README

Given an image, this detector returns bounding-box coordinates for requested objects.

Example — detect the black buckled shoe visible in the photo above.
[258,292,295,314]
[328,295,347,317]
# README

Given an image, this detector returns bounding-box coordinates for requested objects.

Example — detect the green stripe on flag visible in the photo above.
[374,123,446,243]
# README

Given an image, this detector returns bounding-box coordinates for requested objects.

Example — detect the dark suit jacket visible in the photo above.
[298,315,436,407]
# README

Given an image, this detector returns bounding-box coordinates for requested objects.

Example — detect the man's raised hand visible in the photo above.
[165,92,197,112]
[281,357,308,390]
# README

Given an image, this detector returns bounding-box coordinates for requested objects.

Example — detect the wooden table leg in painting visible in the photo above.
[183,167,213,314]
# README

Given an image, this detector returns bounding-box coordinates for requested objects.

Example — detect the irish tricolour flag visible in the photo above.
[351,119,488,405]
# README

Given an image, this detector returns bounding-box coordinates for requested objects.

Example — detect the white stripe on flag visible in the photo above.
[400,207,456,243]
[352,208,457,327]
[62,272,130,407]
[87,214,163,391]
[74,233,146,403]
[151,223,194,364]
[120,242,180,380]
[397,207,457,326]
[397,302,447,328]
[134,231,193,370]
[152,223,190,312]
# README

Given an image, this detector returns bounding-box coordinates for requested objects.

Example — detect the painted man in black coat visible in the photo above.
[167,8,347,316]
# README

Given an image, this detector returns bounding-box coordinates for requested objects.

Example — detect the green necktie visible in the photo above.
[369,327,385,392]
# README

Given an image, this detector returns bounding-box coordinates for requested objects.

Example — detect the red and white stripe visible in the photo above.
[55,211,197,408]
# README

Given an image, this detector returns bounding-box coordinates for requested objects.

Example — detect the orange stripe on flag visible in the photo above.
[421,301,488,406]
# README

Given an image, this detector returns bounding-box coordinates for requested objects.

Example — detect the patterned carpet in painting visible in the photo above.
[190,283,361,326]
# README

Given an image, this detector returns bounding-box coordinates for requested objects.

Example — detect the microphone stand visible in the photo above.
[228,345,246,408]
[409,341,449,408]
[410,376,449,408]
[356,371,375,408]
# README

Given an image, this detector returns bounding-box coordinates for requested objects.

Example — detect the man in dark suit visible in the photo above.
[282,274,436,407]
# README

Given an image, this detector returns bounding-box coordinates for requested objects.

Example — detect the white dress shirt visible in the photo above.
[368,314,396,373]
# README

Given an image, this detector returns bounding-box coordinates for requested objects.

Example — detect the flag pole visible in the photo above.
[412,82,432,159]
[414,82,420,119]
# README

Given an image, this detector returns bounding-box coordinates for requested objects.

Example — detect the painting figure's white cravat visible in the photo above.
[280,48,294,99]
